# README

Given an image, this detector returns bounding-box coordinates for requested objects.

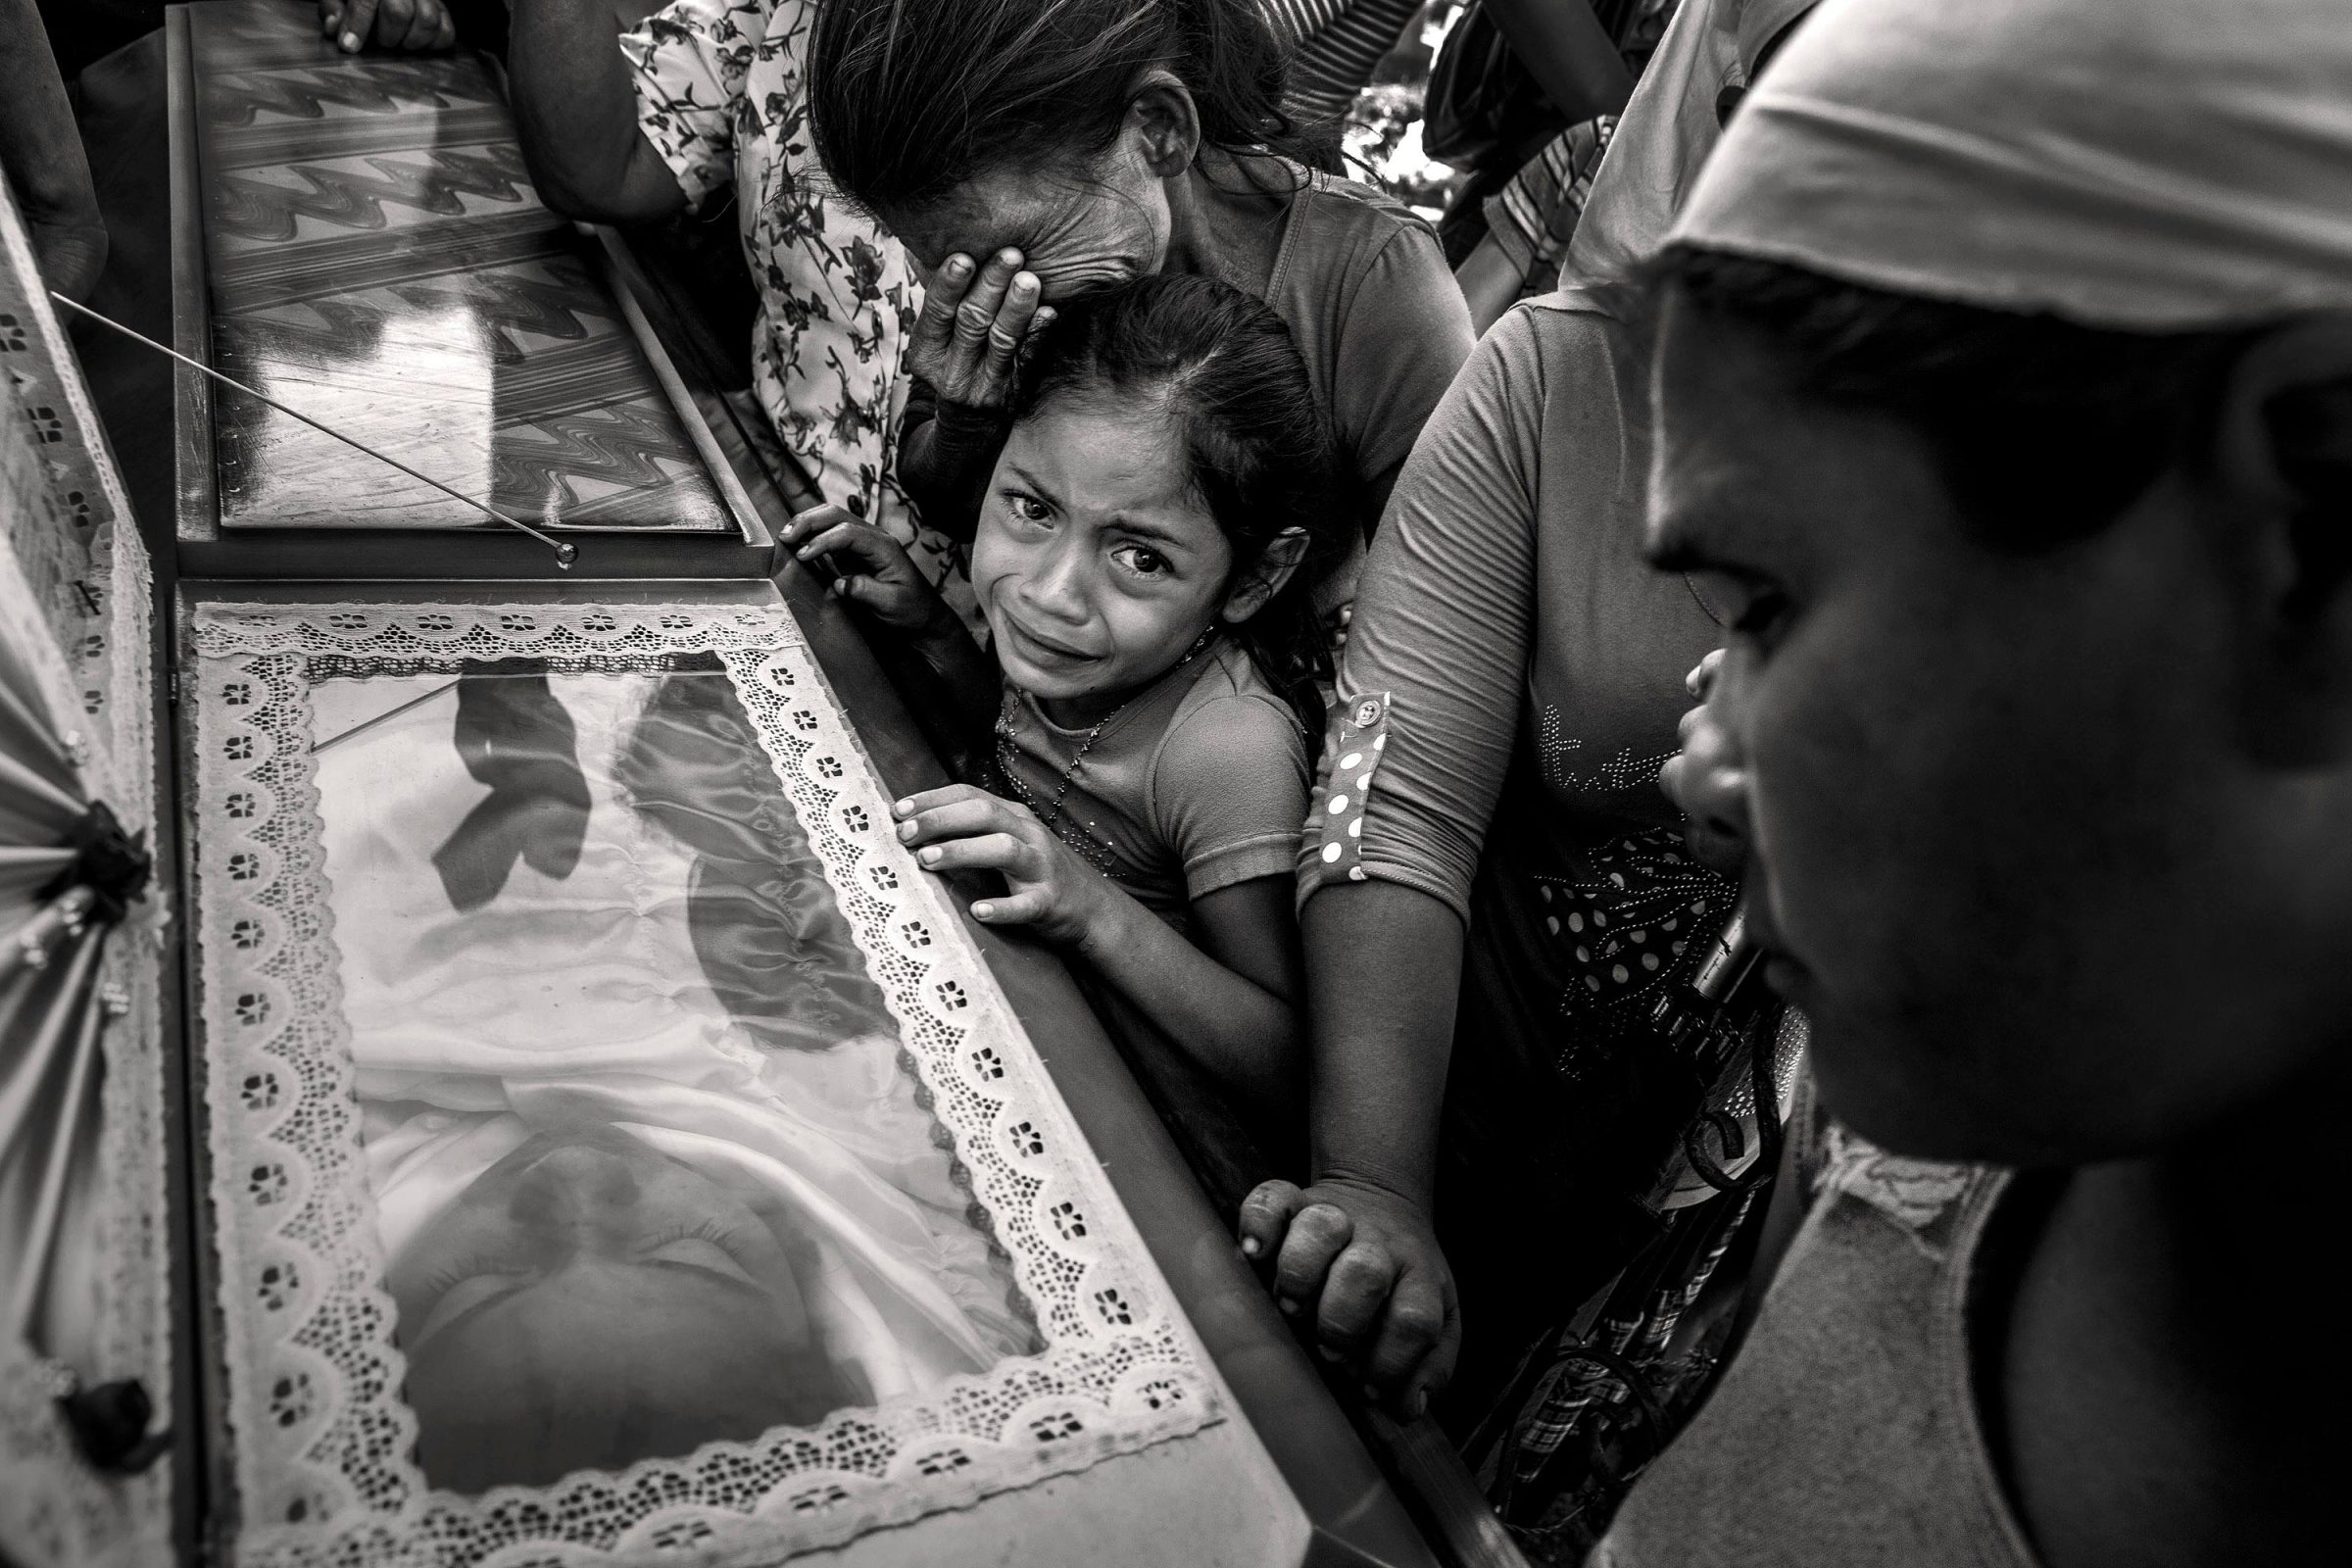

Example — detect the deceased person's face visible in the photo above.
[386,1124,870,1492]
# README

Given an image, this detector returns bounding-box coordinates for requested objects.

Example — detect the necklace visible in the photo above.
[995,628,1218,863]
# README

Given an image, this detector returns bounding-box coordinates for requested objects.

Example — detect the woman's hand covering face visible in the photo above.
[907,250,1054,416]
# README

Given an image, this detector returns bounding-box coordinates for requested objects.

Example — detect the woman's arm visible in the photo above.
[1457,229,1529,338]
[895,375,1003,545]
[895,252,1054,545]
[507,0,688,221]
[1484,0,1635,122]
[1242,309,1557,1414]
[1237,878,1464,1410]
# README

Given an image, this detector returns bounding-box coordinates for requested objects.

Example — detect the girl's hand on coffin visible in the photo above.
[893,785,1108,948]
[321,0,456,54]
[779,505,946,632]
[909,250,1055,416]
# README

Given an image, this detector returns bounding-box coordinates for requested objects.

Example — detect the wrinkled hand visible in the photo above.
[1238,1176,1459,1419]
[319,0,456,53]
[1659,649,1748,874]
[776,505,944,632]
[892,784,1113,947]
[910,249,1056,415]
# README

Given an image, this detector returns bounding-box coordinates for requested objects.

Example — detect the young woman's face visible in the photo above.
[972,398,1235,721]
[1646,292,2296,1168]
[893,136,1172,303]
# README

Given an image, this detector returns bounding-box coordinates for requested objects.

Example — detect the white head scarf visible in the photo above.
[1670,0,2352,329]
[1565,0,1819,284]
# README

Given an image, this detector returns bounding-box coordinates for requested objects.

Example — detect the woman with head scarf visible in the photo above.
[1599,0,2352,1561]
[1237,2,1815,1555]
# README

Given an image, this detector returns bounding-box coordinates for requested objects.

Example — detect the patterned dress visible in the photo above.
[619,0,958,588]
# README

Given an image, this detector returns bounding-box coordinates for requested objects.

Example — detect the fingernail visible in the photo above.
[1278,1298,1298,1316]
[1316,1346,1342,1364]
[1000,249,1022,267]
[918,846,942,865]
[341,31,359,50]
[945,256,971,278]
[973,902,994,919]
[1240,1238,1259,1258]
[1406,1391,1428,1420]
[898,821,916,840]
[894,799,912,815]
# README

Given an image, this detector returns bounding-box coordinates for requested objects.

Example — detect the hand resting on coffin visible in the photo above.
[893,783,1305,1111]
[318,0,457,54]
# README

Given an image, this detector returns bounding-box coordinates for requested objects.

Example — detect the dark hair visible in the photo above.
[1009,273,1344,746]
[1652,248,2266,550]
[808,0,1316,220]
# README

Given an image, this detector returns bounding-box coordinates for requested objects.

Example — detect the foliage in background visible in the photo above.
[1340,1,1467,220]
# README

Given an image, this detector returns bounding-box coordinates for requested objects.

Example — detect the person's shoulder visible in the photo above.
[1482,284,1648,387]
[1514,283,1644,345]
[1284,169,1442,269]
[1151,647,1308,793]
[1164,642,1300,737]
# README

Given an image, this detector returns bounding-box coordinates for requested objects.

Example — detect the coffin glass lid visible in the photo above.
[186,0,739,534]
[313,662,1038,1490]
[185,601,1217,1564]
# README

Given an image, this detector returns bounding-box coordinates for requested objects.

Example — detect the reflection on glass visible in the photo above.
[312,666,1036,1494]
[233,303,496,530]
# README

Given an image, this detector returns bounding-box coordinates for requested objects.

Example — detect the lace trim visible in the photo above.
[187,603,1220,1567]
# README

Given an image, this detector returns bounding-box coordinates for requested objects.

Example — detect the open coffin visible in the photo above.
[176,589,1228,1565]
[3,4,1442,1559]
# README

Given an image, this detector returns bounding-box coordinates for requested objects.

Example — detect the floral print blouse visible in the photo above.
[620,0,957,586]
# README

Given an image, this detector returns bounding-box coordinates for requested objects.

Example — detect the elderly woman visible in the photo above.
[1235,1,1814,1555]
[805,0,1475,560]
[1599,0,2352,1563]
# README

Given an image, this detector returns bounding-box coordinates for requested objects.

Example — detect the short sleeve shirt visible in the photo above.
[1263,170,1477,494]
[994,639,1308,932]
[1298,292,1726,920]
[622,0,942,568]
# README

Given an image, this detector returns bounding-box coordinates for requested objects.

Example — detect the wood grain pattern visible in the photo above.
[185,0,734,535]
